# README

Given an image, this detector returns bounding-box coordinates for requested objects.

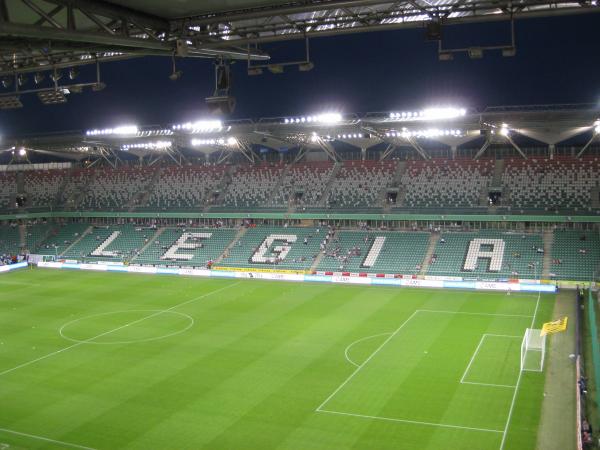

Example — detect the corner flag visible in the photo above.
[540,316,568,336]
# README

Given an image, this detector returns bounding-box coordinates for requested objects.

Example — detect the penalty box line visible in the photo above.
[316,308,534,434]
[460,334,521,389]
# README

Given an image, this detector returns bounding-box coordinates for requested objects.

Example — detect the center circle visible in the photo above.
[59,310,194,345]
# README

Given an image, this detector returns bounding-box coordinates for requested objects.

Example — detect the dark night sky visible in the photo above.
[1,13,599,136]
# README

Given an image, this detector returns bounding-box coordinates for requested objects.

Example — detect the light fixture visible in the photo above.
[247,67,263,76]
[17,74,27,87]
[298,62,314,72]
[18,147,26,156]
[34,72,45,84]
[389,107,466,121]
[0,95,23,109]
[85,125,138,136]
[1,77,12,88]
[68,67,79,80]
[499,124,510,136]
[438,52,454,61]
[121,141,172,151]
[37,89,67,105]
[468,48,483,59]
[226,136,237,146]
[268,65,284,74]
[172,120,223,133]
[502,47,516,57]
[50,70,62,82]
[92,82,106,91]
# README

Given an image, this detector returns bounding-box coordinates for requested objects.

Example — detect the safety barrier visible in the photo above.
[37,261,556,292]
[0,261,28,273]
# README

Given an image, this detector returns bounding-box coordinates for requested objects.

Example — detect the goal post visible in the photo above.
[520,328,546,372]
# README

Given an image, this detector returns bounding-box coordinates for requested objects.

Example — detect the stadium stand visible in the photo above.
[221,163,285,208]
[401,158,493,208]
[317,230,430,274]
[270,161,335,208]
[80,167,152,210]
[502,156,600,212]
[327,160,396,210]
[134,227,236,266]
[217,226,326,271]
[551,230,600,280]
[61,224,152,261]
[0,222,20,256]
[427,230,544,278]
[146,165,227,210]
[23,169,67,209]
[35,222,90,255]
[0,172,16,210]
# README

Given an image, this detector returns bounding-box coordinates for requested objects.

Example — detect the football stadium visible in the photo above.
[0,1,599,450]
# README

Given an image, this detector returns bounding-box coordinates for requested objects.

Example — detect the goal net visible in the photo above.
[520,328,546,372]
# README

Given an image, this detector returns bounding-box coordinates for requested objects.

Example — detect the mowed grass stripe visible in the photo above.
[0,269,555,450]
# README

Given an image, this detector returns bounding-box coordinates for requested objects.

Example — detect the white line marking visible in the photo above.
[0,282,241,378]
[316,310,420,412]
[59,310,195,345]
[0,427,96,450]
[418,309,533,318]
[499,290,542,450]
[461,381,516,388]
[317,409,503,434]
[460,334,521,385]
[460,335,487,384]
[344,332,392,367]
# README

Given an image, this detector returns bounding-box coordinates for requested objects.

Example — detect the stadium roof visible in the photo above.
[0,0,598,78]
[2,103,599,164]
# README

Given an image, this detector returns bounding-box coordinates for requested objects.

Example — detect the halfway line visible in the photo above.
[0,281,241,378]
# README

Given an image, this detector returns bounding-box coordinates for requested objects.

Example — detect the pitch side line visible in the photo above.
[499,290,542,450]
[0,427,96,450]
[315,310,420,412]
[317,409,503,434]
[0,282,241,378]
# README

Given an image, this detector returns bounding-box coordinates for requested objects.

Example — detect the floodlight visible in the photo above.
[502,47,516,57]
[499,125,510,136]
[37,89,67,105]
[18,148,26,156]
[316,112,342,124]
[169,70,182,81]
[34,72,45,84]
[227,137,237,146]
[298,62,314,72]
[68,67,79,80]
[422,107,467,120]
[468,48,483,59]
[268,65,284,74]
[1,77,12,88]
[0,95,23,109]
[248,67,263,76]
[17,74,27,87]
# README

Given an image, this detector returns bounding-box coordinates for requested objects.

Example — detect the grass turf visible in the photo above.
[0,268,556,450]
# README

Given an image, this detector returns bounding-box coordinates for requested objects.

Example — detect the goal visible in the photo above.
[520,328,546,372]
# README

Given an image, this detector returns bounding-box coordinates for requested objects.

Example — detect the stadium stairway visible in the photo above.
[309,229,338,272]
[60,225,93,256]
[317,162,341,207]
[131,169,161,210]
[133,227,164,257]
[542,230,554,278]
[18,223,26,249]
[213,226,247,264]
[420,232,439,275]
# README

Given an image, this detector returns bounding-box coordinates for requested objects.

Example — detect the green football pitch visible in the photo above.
[0,269,558,450]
